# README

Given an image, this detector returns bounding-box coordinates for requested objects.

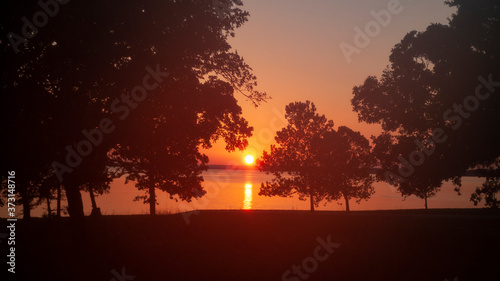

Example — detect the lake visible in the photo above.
[2,169,487,217]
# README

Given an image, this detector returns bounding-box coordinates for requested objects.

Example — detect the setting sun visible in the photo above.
[244,154,255,165]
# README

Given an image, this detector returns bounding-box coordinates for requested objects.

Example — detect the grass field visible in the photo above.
[3,209,500,281]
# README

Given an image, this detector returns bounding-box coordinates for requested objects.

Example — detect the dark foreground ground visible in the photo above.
[1,209,500,281]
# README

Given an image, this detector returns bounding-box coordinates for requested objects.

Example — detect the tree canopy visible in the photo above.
[259,101,374,211]
[351,0,500,208]
[1,0,267,218]
[312,126,374,211]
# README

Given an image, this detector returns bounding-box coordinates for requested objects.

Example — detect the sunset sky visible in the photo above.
[204,0,456,164]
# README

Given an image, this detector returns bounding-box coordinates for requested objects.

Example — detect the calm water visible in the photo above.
[2,169,486,217]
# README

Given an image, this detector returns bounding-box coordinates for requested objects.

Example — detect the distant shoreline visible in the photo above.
[207,164,257,170]
[207,165,492,177]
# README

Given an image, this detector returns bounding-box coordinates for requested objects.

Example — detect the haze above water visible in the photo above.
[4,169,484,218]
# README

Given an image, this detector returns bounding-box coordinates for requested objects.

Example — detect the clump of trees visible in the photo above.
[351,0,500,208]
[0,0,267,219]
[258,101,374,211]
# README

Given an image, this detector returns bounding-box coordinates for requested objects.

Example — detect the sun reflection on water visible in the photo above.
[243,183,252,210]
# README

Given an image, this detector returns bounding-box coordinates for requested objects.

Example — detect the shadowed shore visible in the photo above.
[4,209,500,281]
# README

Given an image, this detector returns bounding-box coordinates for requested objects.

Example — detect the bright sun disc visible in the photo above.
[244,155,255,165]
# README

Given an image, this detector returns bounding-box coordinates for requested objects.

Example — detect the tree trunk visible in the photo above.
[22,196,31,220]
[46,197,52,219]
[64,182,87,244]
[309,191,315,211]
[64,182,85,219]
[344,194,350,212]
[20,185,31,220]
[424,193,428,210]
[56,185,61,218]
[149,185,156,215]
[89,186,97,210]
[88,185,102,216]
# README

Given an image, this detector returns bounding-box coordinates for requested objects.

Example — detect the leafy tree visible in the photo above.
[1,0,266,219]
[351,0,500,208]
[312,127,375,211]
[259,101,334,211]
[368,132,448,209]
[259,101,374,211]
[109,76,252,215]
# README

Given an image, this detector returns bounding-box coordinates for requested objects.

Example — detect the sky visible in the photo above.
[204,0,456,165]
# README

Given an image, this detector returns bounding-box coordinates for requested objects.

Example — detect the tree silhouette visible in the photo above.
[351,0,500,208]
[108,77,252,215]
[1,0,266,219]
[369,132,445,209]
[259,101,334,211]
[37,172,65,218]
[80,172,112,216]
[259,101,374,211]
[471,160,500,208]
[312,127,375,211]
